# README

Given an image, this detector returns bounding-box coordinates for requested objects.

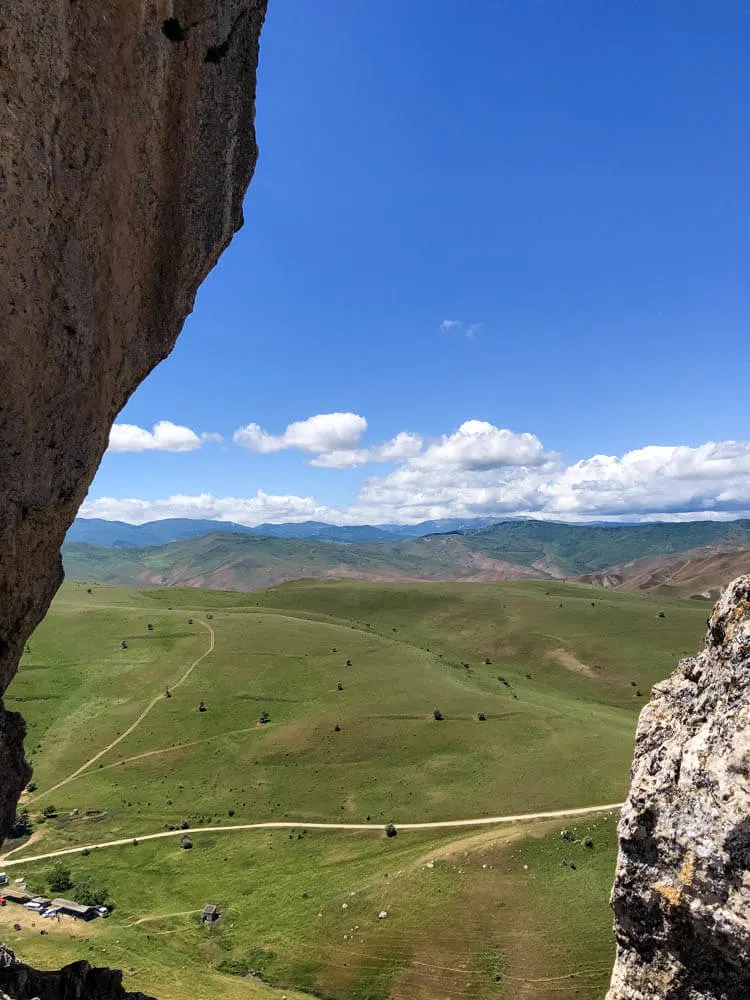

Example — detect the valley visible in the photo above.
[0,578,708,1000]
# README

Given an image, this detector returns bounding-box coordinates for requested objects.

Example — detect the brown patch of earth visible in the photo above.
[546,648,598,679]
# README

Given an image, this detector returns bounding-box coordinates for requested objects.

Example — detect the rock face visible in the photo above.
[0,945,154,1000]
[0,965,147,1000]
[0,0,266,842]
[607,576,750,999]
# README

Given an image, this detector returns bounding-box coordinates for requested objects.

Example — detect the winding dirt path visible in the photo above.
[0,802,622,867]
[25,619,214,807]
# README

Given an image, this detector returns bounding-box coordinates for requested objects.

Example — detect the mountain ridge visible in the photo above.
[63,518,750,595]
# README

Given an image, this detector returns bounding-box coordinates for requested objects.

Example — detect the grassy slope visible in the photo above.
[2,579,708,1000]
[460,518,750,575]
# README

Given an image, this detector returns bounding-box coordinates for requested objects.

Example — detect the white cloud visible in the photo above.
[308,432,424,469]
[91,419,750,528]
[79,491,349,526]
[440,319,481,339]
[412,421,550,471]
[233,412,367,454]
[108,421,204,453]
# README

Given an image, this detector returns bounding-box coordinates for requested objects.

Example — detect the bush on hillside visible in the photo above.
[47,862,73,894]
[180,835,193,850]
[42,804,57,818]
[73,875,109,907]
[432,708,443,721]
[11,813,32,839]
[258,710,270,724]
[384,823,397,838]
[26,782,37,793]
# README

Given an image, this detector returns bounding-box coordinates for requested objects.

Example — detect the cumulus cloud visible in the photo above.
[348,439,750,524]
[412,421,550,472]
[91,419,750,528]
[233,412,367,455]
[79,491,348,526]
[308,431,424,469]
[108,421,205,453]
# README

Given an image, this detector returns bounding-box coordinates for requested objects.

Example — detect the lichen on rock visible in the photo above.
[607,576,750,999]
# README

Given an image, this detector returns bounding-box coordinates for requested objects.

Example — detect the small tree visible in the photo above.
[146,623,154,631]
[120,640,128,650]
[47,861,73,894]
[258,710,270,725]
[432,708,443,721]
[477,712,486,721]
[11,813,32,839]
[42,804,57,818]
[337,682,343,691]
[180,835,193,850]
[384,823,397,838]
[73,875,108,907]
[26,781,37,792]
[198,701,207,712]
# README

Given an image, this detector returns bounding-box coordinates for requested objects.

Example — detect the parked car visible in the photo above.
[96,906,109,918]
[0,897,6,906]
[25,901,42,911]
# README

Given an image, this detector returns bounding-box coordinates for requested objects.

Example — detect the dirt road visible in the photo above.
[1,802,622,867]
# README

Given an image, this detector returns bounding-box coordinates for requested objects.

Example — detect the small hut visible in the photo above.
[202,903,219,924]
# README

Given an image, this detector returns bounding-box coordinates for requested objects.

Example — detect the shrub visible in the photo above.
[583,836,594,849]
[47,862,73,893]
[180,835,193,850]
[198,701,207,712]
[73,875,108,907]
[26,782,37,793]
[258,710,270,724]
[477,712,487,721]
[42,804,57,818]
[432,708,443,721]
[384,823,397,838]
[12,813,33,838]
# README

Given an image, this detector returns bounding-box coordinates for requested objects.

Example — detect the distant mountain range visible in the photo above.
[63,517,750,597]
[66,516,503,548]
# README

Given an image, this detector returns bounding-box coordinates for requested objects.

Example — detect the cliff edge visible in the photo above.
[0,0,266,841]
[607,576,750,999]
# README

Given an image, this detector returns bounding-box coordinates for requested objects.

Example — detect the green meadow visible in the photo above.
[1,579,708,999]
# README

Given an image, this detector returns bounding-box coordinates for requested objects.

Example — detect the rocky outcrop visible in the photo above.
[0,945,153,1000]
[607,576,750,999]
[0,0,266,841]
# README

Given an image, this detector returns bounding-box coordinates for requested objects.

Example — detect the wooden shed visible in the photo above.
[202,903,219,923]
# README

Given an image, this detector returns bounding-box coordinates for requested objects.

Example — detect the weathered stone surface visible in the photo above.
[607,576,750,999]
[0,945,153,1000]
[0,0,266,841]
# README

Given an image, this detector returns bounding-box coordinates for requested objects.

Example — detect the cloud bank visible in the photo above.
[88,414,750,526]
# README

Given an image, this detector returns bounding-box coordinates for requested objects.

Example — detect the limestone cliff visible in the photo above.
[0,0,266,841]
[607,576,750,999]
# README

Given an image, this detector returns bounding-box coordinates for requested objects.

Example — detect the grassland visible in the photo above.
[1,578,709,1000]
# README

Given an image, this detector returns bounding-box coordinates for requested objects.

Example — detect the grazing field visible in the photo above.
[1,579,708,1000]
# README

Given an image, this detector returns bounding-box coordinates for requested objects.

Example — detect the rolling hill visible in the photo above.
[62,519,750,593]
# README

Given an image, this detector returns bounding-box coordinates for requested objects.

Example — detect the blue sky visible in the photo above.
[84,0,750,525]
